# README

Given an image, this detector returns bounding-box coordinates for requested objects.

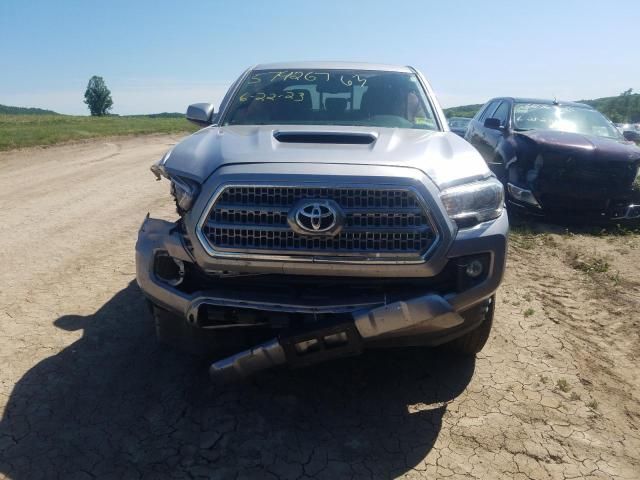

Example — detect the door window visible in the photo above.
[491,101,510,127]
[479,101,500,122]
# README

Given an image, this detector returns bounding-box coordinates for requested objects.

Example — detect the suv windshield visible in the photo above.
[222,69,439,130]
[512,103,621,139]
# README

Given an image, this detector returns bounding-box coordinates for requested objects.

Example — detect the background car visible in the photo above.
[465,97,640,220]
[447,117,471,137]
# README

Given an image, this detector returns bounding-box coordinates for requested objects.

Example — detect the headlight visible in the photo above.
[170,177,200,212]
[440,177,504,227]
[150,150,200,213]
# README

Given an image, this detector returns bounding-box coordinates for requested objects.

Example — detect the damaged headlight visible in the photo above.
[440,177,505,227]
[170,176,200,212]
[150,149,172,180]
[151,150,200,213]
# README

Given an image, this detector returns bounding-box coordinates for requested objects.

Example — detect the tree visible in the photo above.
[621,88,633,97]
[83,76,113,116]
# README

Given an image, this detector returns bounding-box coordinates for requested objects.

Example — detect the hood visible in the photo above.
[515,129,640,163]
[161,125,489,189]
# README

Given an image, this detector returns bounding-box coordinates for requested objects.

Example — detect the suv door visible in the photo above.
[468,100,500,161]
[483,100,511,177]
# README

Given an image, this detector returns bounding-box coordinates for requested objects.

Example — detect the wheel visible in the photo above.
[445,296,495,356]
[150,302,261,358]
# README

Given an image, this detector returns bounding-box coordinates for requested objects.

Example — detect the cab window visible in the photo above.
[491,101,510,127]
[478,101,500,122]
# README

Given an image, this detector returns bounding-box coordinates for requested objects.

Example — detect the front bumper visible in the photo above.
[208,294,483,383]
[135,211,507,345]
[507,182,640,221]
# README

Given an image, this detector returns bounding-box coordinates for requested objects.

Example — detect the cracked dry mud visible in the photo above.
[0,135,639,479]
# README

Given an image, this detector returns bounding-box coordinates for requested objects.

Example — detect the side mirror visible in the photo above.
[484,117,502,130]
[186,103,215,126]
[623,130,640,142]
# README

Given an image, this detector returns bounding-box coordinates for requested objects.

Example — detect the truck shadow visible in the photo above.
[0,281,474,479]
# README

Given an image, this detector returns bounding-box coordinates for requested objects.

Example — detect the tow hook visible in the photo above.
[209,294,463,383]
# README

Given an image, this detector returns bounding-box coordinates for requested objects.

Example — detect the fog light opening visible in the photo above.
[155,253,185,287]
[465,259,484,278]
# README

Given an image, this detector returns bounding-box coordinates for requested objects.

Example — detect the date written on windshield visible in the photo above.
[239,91,306,102]
[248,71,367,87]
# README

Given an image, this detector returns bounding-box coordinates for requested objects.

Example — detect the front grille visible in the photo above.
[540,155,638,189]
[538,193,610,214]
[199,185,437,261]
[536,155,639,214]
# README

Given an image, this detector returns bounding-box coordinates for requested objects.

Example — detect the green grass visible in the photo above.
[566,250,610,274]
[0,114,198,151]
[509,227,538,250]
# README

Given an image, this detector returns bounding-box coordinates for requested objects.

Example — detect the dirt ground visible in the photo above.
[0,135,638,479]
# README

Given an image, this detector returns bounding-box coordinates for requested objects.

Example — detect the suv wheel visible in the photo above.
[446,296,495,356]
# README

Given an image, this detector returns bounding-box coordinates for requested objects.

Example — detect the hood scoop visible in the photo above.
[273,131,377,145]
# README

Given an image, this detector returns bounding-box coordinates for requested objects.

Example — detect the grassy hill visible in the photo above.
[442,104,484,119]
[444,93,640,122]
[0,113,197,151]
[579,93,640,123]
[142,112,185,118]
[0,104,59,115]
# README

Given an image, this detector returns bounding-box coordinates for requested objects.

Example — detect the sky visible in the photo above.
[1,0,638,115]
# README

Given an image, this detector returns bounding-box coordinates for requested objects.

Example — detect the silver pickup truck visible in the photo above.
[136,62,508,382]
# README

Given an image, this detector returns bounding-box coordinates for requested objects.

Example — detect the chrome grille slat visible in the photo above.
[200,185,437,261]
[207,221,431,234]
[213,204,425,215]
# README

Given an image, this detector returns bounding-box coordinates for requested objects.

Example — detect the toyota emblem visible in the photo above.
[288,200,343,235]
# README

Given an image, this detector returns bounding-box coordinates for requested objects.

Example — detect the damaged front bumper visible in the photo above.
[507,182,640,221]
[136,213,507,381]
[209,294,467,383]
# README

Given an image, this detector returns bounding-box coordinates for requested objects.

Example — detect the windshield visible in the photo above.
[222,69,439,130]
[512,103,621,139]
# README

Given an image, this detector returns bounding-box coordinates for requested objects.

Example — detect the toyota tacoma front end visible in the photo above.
[135,62,508,382]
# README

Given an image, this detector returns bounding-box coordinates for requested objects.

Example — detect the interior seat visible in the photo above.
[360,78,408,119]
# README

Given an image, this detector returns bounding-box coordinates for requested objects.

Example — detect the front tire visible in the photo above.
[446,296,495,356]
[151,303,257,358]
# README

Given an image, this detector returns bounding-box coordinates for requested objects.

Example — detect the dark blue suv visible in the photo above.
[465,97,640,220]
